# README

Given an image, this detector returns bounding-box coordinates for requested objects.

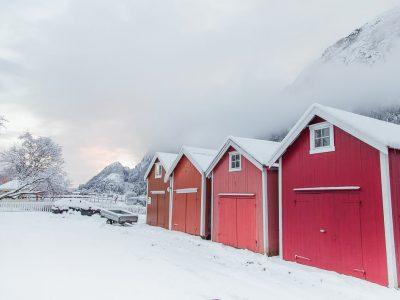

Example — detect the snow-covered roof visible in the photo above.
[157,152,177,172]
[0,179,21,191]
[143,152,178,180]
[164,146,217,181]
[268,103,400,165]
[206,136,280,176]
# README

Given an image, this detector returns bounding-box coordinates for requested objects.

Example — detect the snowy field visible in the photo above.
[0,212,399,300]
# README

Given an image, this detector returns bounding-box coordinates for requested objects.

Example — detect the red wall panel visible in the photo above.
[171,155,210,237]
[213,147,267,254]
[217,196,237,247]
[388,148,400,285]
[281,118,388,285]
[267,168,279,256]
[146,159,170,229]
[172,193,186,232]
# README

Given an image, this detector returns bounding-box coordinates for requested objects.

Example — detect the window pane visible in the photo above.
[322,127,330,137]
[315,138,322,147]
[230,154,240,169]
[322,137,330,146]
[315,129,322,138]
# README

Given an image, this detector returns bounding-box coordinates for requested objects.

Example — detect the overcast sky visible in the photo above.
[0,0,399,185]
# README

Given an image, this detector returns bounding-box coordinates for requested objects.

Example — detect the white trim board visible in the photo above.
[200,174,206,237]
[379,152,398,288]
[278,157,283,258]
[175,188,198,194]
[211,171,214,241]
[293,186,360,192]
[150,190,165,195]
[168,174,174,230]
[218,193,255,197]
[262,167,269,255]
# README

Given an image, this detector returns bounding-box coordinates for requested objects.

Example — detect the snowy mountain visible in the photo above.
[79,155,152,195]
[292,6,400,87]
[321,8,400,65]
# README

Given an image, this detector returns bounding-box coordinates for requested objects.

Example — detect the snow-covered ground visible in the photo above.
[0,212,398,300]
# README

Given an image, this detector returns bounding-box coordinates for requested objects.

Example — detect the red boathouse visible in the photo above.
[164,146,217,238]
[206,136,280,255]
[268,103,400,287]
[144,152,177,229]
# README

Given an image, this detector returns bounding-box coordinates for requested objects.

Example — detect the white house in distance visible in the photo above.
[0,179,43,200]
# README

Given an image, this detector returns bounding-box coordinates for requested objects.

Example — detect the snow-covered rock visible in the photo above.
[79,155,152,195]
[321,7,400,65]
[292,6,400,87]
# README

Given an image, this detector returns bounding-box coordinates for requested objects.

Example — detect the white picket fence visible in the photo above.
[0,198,147,215]
[0,201,54,212]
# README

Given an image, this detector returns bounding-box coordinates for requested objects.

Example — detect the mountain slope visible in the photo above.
[292,6,400,88]
[79,155,152,195]
[321,7,400,65]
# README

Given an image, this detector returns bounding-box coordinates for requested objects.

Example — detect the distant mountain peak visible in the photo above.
[79,155,152,195]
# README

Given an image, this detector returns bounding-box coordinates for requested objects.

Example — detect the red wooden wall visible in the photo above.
[389,148,400,285]
[172,155,210,237]
[213,148,263,252]
[205,178,212,237]
[267,168,279,256]
[281,117,388,286]
[146,159,170,229]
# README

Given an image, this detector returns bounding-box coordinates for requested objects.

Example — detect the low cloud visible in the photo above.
[0,0,399,184]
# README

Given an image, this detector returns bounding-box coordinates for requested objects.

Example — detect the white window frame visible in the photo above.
[309,122,335,154]
[229,151,242,172]
[155,162,162,179]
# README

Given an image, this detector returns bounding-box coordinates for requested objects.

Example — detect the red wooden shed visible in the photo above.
[268,103,400,287]
[164,146,217,238]
[206,136,280,255]
[144,152,177,229]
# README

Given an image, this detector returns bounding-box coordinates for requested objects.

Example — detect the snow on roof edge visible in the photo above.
[143,152,177,180]
[206,136,280,176]
[268,103,400,166]
[164,145,217,181]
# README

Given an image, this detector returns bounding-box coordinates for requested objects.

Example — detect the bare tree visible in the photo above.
[0,132,69,199]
